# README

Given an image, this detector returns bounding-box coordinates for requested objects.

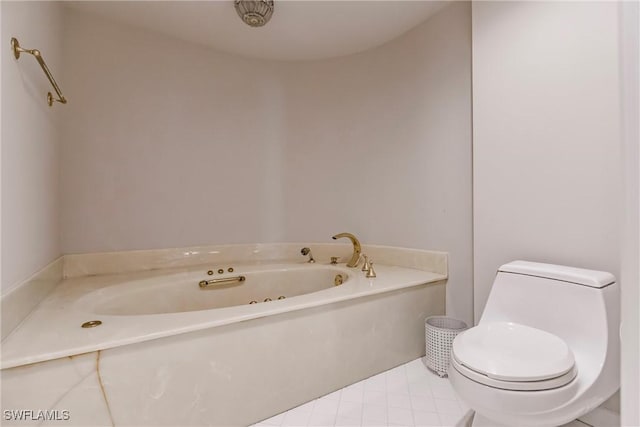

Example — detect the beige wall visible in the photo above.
[283,2,472,324]
[472,1,622,323]
[61,4,473,324]
[620,1,640,424]
[60,9,287,253]
[1,1,63,295]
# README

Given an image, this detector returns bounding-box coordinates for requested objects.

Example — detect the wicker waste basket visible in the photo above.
[424,316,468,377]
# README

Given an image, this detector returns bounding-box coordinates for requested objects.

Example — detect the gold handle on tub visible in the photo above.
[199,276,246,288]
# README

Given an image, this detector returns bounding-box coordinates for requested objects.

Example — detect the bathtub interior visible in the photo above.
[87,265,349,316]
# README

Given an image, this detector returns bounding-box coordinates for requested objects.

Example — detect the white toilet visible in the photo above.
[449,261,619,427]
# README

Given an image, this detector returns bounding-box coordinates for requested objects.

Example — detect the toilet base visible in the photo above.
[467,410,609,427]
[470,412,508,427]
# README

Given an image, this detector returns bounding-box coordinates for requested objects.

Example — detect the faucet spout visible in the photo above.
[332,232,362,268]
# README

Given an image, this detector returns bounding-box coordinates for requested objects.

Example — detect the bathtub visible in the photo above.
[1,243,447,426]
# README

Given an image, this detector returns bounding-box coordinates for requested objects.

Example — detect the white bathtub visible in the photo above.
[1,243,447,426]
[84,265,349,316]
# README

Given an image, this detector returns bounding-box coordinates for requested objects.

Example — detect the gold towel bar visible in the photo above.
[10,37,67,107]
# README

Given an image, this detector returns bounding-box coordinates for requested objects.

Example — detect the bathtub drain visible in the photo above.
[81,320,102,328]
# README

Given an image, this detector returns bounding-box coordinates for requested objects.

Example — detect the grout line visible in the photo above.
[384,367,389,426]
[405,363,418,427]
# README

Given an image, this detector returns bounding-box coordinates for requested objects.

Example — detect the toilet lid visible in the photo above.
[452,322,575,382]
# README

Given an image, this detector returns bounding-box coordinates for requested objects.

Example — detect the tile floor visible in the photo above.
[254,357,470,427]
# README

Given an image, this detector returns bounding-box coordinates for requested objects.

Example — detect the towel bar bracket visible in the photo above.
[10,37,21,60]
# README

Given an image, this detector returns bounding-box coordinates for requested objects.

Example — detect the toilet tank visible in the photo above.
[480,260,619,373]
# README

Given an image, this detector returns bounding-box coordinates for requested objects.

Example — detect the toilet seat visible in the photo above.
[451,353,577,391]
[451,322,577,391]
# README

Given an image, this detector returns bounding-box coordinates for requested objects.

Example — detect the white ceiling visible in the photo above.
[64,1,448,61]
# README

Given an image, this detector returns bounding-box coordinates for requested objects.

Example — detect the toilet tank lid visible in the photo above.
[498,261,615,288]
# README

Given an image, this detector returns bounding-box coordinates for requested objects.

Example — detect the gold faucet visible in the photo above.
[332,232,362,268]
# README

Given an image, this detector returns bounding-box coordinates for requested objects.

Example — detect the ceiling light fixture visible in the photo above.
[234,0,274,28]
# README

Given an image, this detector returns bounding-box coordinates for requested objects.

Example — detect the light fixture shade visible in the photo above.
[234,0,275,28]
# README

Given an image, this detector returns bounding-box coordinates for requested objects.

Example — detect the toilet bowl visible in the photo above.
[449,261,619,427]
